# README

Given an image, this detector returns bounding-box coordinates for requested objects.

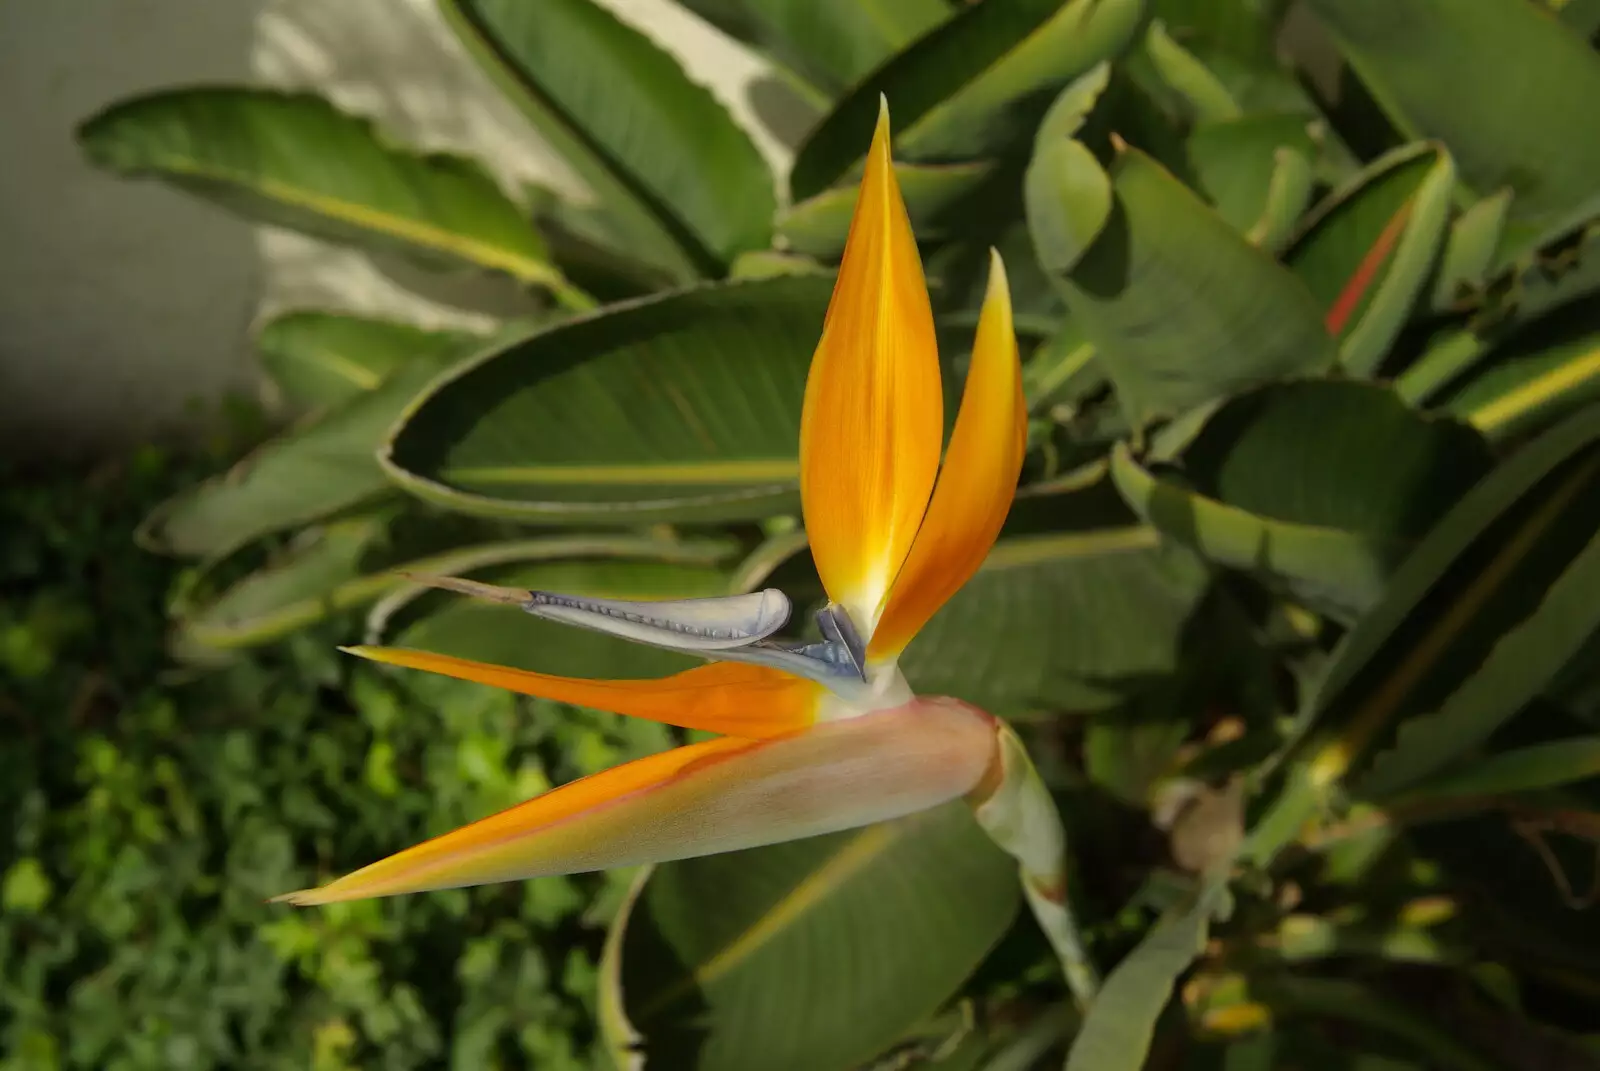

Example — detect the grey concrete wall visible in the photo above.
[1,0,784,456]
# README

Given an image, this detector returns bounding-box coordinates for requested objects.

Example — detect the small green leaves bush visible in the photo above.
[61,0,1600,1068]
[0,453,671,1070]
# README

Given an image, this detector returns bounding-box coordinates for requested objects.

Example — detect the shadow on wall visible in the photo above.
[0,0,261,459]
[0,0,784,459]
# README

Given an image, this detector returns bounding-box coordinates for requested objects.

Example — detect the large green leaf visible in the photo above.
[599,802,1018,1071]
[1246,406,1600,862]
[674,0,951,100]
[1284,142,1455,376]
[1111,381,1492,620]
[77,89,582,303]
[378,557,732,681]
[139,358,460,558]
[778,161,994,260]
[1304,0,1600,263]
[257,312,482,410]
[383,277,830,524]
[900,515,1213,715]
[176,530,731,654]
[1065,881,1230,1071]
[1028,141,1334,426]
[789,0,1145,199]
[440,0,775,277]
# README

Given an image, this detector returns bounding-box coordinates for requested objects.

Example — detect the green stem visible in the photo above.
[547,274,601,313]
[970,722,1101,1010]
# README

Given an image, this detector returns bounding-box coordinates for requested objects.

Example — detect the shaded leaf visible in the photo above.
[1247,407,1600,861]
[1030,142,1334,427]
[600,802,1018,1071]
[140,358,459,557]
[1065,881,1230,1071]
[440,0,775,276]
[790,0,1145,199]
[1025,139,1113,277]
[1431,189,1514,313]
[1113,381,1493,619]
[257,312,482,410]
[77,89,578,299]
[382,277,830,524]
[901,515,1213,715]
[1389,737,1600,805]
[1142,18,1241,124]
[1398,221,1600,404]
[1186,113,1316,236]
[1305,0,1600,264]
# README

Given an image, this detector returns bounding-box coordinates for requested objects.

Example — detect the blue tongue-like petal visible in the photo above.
[395,573,871,687]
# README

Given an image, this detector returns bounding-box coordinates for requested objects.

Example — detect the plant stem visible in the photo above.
[971,721,1101,1010]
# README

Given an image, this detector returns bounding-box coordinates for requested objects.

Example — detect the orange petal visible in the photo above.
[344,646,820,738]
[274,697,999,904]
[800,98,943,636]
[869,251,1026,661]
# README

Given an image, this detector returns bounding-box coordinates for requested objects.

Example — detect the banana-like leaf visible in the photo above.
[1186,114,1316,236]
[1247,407,1600,862]
[674,0,951,100]
[382,277,830,524]
[1065,880,1231,1071]
[778,161,994,260]
[1446,325,1600,444]
[1304,0,1600,265]
[374,557,735,681]
[139,357,467,558]
[1285,142,1455,376]
[790,0,1145,199]
[258,312,483,410]
[77,89,580,301]
[439,0,775,278]
[900,520,1212,715]
[177,530,731,654]
[1029,142,1334,427]
[1112,381,1492,620]
[598,802,1017,1071]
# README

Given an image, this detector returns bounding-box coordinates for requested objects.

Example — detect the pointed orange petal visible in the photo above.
[869,252,1026,661]
[274,697,999,904]
[344,646,820,738]
[800,99,943,636]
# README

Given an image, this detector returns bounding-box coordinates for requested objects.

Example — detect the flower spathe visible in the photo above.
[274,98,1030,909]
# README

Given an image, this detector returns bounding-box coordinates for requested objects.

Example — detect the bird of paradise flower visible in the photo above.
[276,101,1098,1007]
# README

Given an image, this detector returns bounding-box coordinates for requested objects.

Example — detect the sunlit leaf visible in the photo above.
[77,89,580,300]
[382,277,829,524]
[1030,142,1333,426]
[440,0,776,277]
[790,0,1145,199]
